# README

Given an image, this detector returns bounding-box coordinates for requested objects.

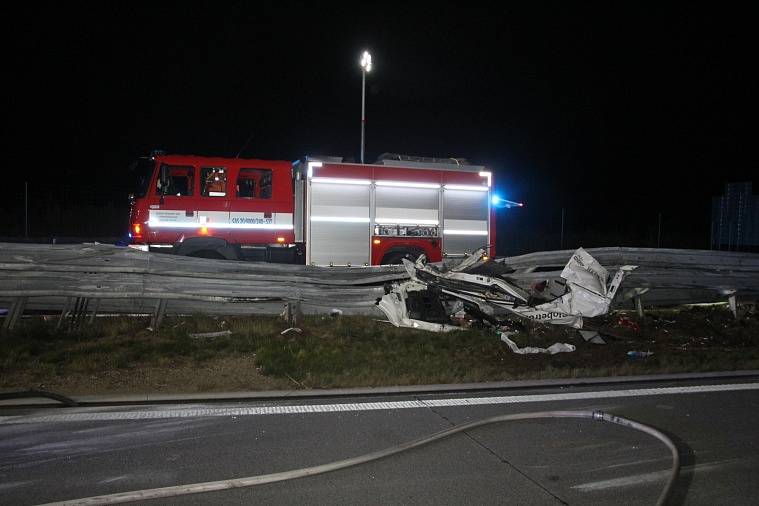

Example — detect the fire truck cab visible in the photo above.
[128,152,495,265]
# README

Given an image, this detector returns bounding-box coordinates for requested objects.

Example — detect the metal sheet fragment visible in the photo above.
[377,247,637,331]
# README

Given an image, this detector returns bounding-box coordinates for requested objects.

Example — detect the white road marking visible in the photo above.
[1,382,757,425]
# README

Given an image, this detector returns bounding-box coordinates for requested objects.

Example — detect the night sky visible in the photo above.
[4,3,756,254]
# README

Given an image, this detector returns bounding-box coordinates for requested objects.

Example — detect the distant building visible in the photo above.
[711,182,759,250]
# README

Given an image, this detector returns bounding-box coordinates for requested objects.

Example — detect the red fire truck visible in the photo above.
[128,152,496,265]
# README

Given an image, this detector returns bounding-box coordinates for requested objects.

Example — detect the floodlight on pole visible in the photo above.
[360,50,372,164]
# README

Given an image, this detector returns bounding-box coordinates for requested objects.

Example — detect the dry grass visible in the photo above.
[1,306,757,395]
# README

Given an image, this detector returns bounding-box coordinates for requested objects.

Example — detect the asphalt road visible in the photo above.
[1,378,758,505]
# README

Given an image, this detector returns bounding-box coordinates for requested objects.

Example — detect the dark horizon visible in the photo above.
[3,3,756,254]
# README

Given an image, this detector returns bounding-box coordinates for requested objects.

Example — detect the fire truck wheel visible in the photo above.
[173,237,242,260]
[187,250,226,260]
[380,250,422,265]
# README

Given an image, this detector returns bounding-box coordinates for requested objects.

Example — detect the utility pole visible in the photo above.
[657,212,661,248]
[25,181,28,238]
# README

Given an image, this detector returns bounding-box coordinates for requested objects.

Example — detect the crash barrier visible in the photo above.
[0,243,758,330]
[493,247,759,311]
[0,243,406,329]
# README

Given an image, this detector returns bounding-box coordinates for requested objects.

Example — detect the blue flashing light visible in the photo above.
[491,195,525,209]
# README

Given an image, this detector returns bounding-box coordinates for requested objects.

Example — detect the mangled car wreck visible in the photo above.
[377,248,637,335]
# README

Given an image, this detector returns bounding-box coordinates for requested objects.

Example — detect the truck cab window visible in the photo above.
[131,158,155,198]
[202,167,227,197]
[237,168,272,199]
[156,165,194,196]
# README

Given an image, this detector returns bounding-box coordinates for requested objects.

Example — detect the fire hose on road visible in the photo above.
[40,410,680,506]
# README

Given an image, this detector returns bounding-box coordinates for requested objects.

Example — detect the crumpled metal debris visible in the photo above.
[377,247,636,331]
[376,280,462,332]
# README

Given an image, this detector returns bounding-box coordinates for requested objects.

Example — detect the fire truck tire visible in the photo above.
[187,250,226,260]
[173,238,241,261]
[380,249,423,265]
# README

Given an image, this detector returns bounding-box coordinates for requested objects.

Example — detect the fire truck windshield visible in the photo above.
[130,158,155,198]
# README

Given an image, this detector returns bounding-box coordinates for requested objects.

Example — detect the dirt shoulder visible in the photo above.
[1,306,758,396]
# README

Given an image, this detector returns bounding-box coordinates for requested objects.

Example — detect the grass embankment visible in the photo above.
[1,306,758,395]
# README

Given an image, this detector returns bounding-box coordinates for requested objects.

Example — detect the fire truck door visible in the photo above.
[442,189,489,256]
[307,180,371,266]
[197,167,231,241]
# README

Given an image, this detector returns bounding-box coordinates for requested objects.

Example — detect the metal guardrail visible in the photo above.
[1,243,757,329]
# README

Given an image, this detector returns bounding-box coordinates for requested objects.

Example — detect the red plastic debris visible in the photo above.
[617,316,641,331]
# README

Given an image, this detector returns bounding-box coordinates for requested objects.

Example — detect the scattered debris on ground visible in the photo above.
[188,330,232,339]
[500,332,575,355]
[578,330,606,345]
[1,308,757,395]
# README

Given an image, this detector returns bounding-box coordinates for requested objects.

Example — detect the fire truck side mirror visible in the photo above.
[158,164,169,205]
[159,165,169,190]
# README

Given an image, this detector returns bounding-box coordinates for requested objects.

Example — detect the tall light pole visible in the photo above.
[359,50,372,164]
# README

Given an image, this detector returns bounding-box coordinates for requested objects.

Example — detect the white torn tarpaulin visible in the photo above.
[376,280,462,332]
[376,247,636,331]
[500,333,576,354]
[502,249,637,328]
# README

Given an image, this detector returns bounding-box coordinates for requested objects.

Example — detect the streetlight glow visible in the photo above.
[360,50,372,72]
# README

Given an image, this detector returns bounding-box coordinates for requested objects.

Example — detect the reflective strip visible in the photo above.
[311,177,372,185]
[310,216,370,223]
[375,218,439,225]
[443,184,489,191]
[307,161,322,178]
[213,223,293,230]
[3,383,758,424]
[375,181,441,189]
[443,229,488,236]
[148,221,293,230]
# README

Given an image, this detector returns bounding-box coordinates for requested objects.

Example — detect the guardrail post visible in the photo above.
[634,295,645,318]
[56,297,72,332]
[88,298,101,325]
[728,294,738,319]
[3,297,27,330]
[69,297,89,331]
[149,299,167,331]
